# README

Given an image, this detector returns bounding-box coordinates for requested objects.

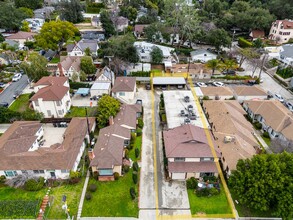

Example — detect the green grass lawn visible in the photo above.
[50,57,60,63]
[9,94,31,112]
[261,135,271,146]
[66,36,81,44]
[129,135,142,161]
[188,187,232,215]
[81,170,139,217]
[230,190,274,217]
[46,179,85,219]
[65,106,98,117]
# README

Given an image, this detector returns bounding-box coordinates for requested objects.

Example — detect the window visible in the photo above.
[33,170,44,174]
[200,157,214,162]
[4,171,17,177]
[21,170,28,174]
[98,169,113,176]
[56,101,62,106]
[47,110,52,116]
[61,170,69,173]
[58,110,63,115]
[35,100,39,107]
[174,157,185,162]
[119,92,125,96]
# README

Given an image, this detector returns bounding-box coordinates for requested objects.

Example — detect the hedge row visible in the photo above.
[238,37,253,48]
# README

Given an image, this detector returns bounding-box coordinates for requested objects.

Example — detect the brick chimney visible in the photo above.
[88,148,95,160]
[109,116,114,125]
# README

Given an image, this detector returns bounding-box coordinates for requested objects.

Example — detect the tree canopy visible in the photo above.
[0,2,27,30]
[20,52,49,82]
[100,10,116,38]
[80,56,96,75]
[36,20,79,50]
[150,46,163,64]
[14,0,43,10]
[97,95,120,128]
[58,0,84,24]
[229,152,293,219]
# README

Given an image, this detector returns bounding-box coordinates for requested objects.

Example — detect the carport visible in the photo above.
[76,88,90,97]
[152,77,186,89]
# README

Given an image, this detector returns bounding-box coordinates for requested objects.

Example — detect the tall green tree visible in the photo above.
[18,7,34,18]
[206,28,231,51]
[59,0,84,24]
[20,21,30,32]
[119,6,138,21]
[80,56,96,75]
[206,59,220,74]
[150,46,163,64]
[20,52,49,82]
[0,3,27,30]
[0,33,4,43]
[100,10,116,38]
[36,20,79,50]
[229,152,293,219]
[97,95,120,128]
[14,0,42,10]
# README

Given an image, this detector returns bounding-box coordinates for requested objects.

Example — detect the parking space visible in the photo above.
[71,94,98,107]
[42,124,67,148]
[163,90,209,129]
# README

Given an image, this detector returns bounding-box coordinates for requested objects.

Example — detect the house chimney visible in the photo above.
[109,116,114,125]
[88,148,95,160]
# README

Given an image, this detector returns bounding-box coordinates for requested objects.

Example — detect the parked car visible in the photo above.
[91,138,96,146]
[184,96,190,102]
[184,118,191,124]
[13,91,21,99]
[222,70,236,75]
[0,102,9,108]
[195,82,207,87]
[136,99,142,105]
[12,73,22,82]
[267,91,274,99]
[0,82,6,88]
[285,101,293,111]
[145,84,151,90]
[213,82,224,87]
[274,94,284,103]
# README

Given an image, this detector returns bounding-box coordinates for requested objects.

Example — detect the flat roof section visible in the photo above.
[153,77,186,85]
[163,90,209,129]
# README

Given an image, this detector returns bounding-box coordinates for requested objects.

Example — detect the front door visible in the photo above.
[50,172,56,178]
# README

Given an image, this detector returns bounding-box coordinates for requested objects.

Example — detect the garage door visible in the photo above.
[172,172,186,180]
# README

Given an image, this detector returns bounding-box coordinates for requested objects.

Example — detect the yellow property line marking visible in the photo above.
[187,77,237,218]
[151,74,160,218]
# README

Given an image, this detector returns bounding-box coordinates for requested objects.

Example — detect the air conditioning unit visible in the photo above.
[224,136,235,143]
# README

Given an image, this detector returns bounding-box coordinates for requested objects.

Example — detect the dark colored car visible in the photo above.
[0,102,9,108]
[145,84,151,90]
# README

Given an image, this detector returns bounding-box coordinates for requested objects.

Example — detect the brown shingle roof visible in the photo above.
[203,100,259,170]
[163,124,220,158]
[201,87,234,97]
[168,161,217,173]
[250,30,265,39]
[275,20,293,29]
[134,24,149,33]
[244,100,293,140]
[114,104,142,129]
[34,76,68,87]
[30,85,69,101]
[232,86,267,97]
[112,77,136,93]
[6,31,36,40]
[58,56,82,73]
[0,118,96,171]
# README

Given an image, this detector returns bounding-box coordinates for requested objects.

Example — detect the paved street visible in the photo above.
[0,74,29,105]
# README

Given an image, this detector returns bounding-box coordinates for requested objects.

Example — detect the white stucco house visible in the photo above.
[96,66,115,85]
[0,118,96,179]
[112,77,136,103]
[90,82,111,97]
[31,76,71,118]
[67,39,99,57]
[5,31,37,50]
[231,86,268,103]
[269,19,293,44]
[56,56,82,79]
[190,49,217,63]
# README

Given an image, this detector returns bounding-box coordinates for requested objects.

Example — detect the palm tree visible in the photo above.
[206,59,220,74]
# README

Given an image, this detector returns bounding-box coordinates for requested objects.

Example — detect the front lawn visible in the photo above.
[65,106,98,117]
[46,179,85,219]
[188,187,232,216]
[81,170,139,217]
[9,94,31,112]
[50,57,60,64]
[129,135,142,161]
[261,135,271,146]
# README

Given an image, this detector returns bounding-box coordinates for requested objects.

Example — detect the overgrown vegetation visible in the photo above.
[276,66,293,79]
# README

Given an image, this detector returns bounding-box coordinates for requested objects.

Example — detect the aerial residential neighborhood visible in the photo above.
[0,0,293,219]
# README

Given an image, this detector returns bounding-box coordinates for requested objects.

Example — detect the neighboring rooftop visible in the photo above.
[200,87,234,97]
[91,82,111,90]
[34,76,68,87]
[6,31,36,40]
[114,104,142,129]
[153,77,186,85]
[244,100,293,141]
[31,84,69,101]
[203,100,259,171]
[232,86,267,97]
[112,77,136,93]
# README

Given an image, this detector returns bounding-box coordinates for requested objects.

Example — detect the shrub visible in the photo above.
[132,172,138,184]
[133,161,139,172]
[89,184,97,192]
[69,82,91,90]
[69,177,80,184]
[203,175,218,183]
[0,175,6,184]
[28,92,35,99]
[238,37,253,48]
[122,165,130,173]
[85,192,92,200]
[129,71,151,77]
[202,96,210,100]
[24,178,44,191]
[209,187,220,196]
[196,188,210,197]
[135,148,140,158]
[138,118,144,128]
[114,172,120,180]
[136,128,142,136]
[254,122,262,130]
[124,149,129,159]
[186,177,198,189]
[70,170,81,179]
[93,171,99,179]
[130,187,136,200]
[263,131,270,138]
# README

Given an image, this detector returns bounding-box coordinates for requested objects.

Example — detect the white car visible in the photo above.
[275,94,284,103]
[195,82,207,87]
[213,82,224,87]
[12,73,22,82]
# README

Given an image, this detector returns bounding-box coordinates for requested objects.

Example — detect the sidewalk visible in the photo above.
[77,170,90,219]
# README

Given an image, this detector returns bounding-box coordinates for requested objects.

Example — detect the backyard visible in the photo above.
[129,134,142,161]
[188,186,232,217]
[9,94,31,112]
[81,170,139,217]
[65,106,98,117]
[262,135,271,146]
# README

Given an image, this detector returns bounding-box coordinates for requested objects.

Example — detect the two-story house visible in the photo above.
[31,76,71,118]
[0,117,96,179]
[56,56,82,79]
[269,19,293,44]
[163,124,220,180]
[5,31,37,50]
[112,77,136,103]
[67,39,99,57]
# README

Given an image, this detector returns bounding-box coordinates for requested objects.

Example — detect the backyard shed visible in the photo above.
[90,82,111,96]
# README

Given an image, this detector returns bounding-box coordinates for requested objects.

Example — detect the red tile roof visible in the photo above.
[34,76,68,87]
[275,20,293,29]
[30,85,69,101]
